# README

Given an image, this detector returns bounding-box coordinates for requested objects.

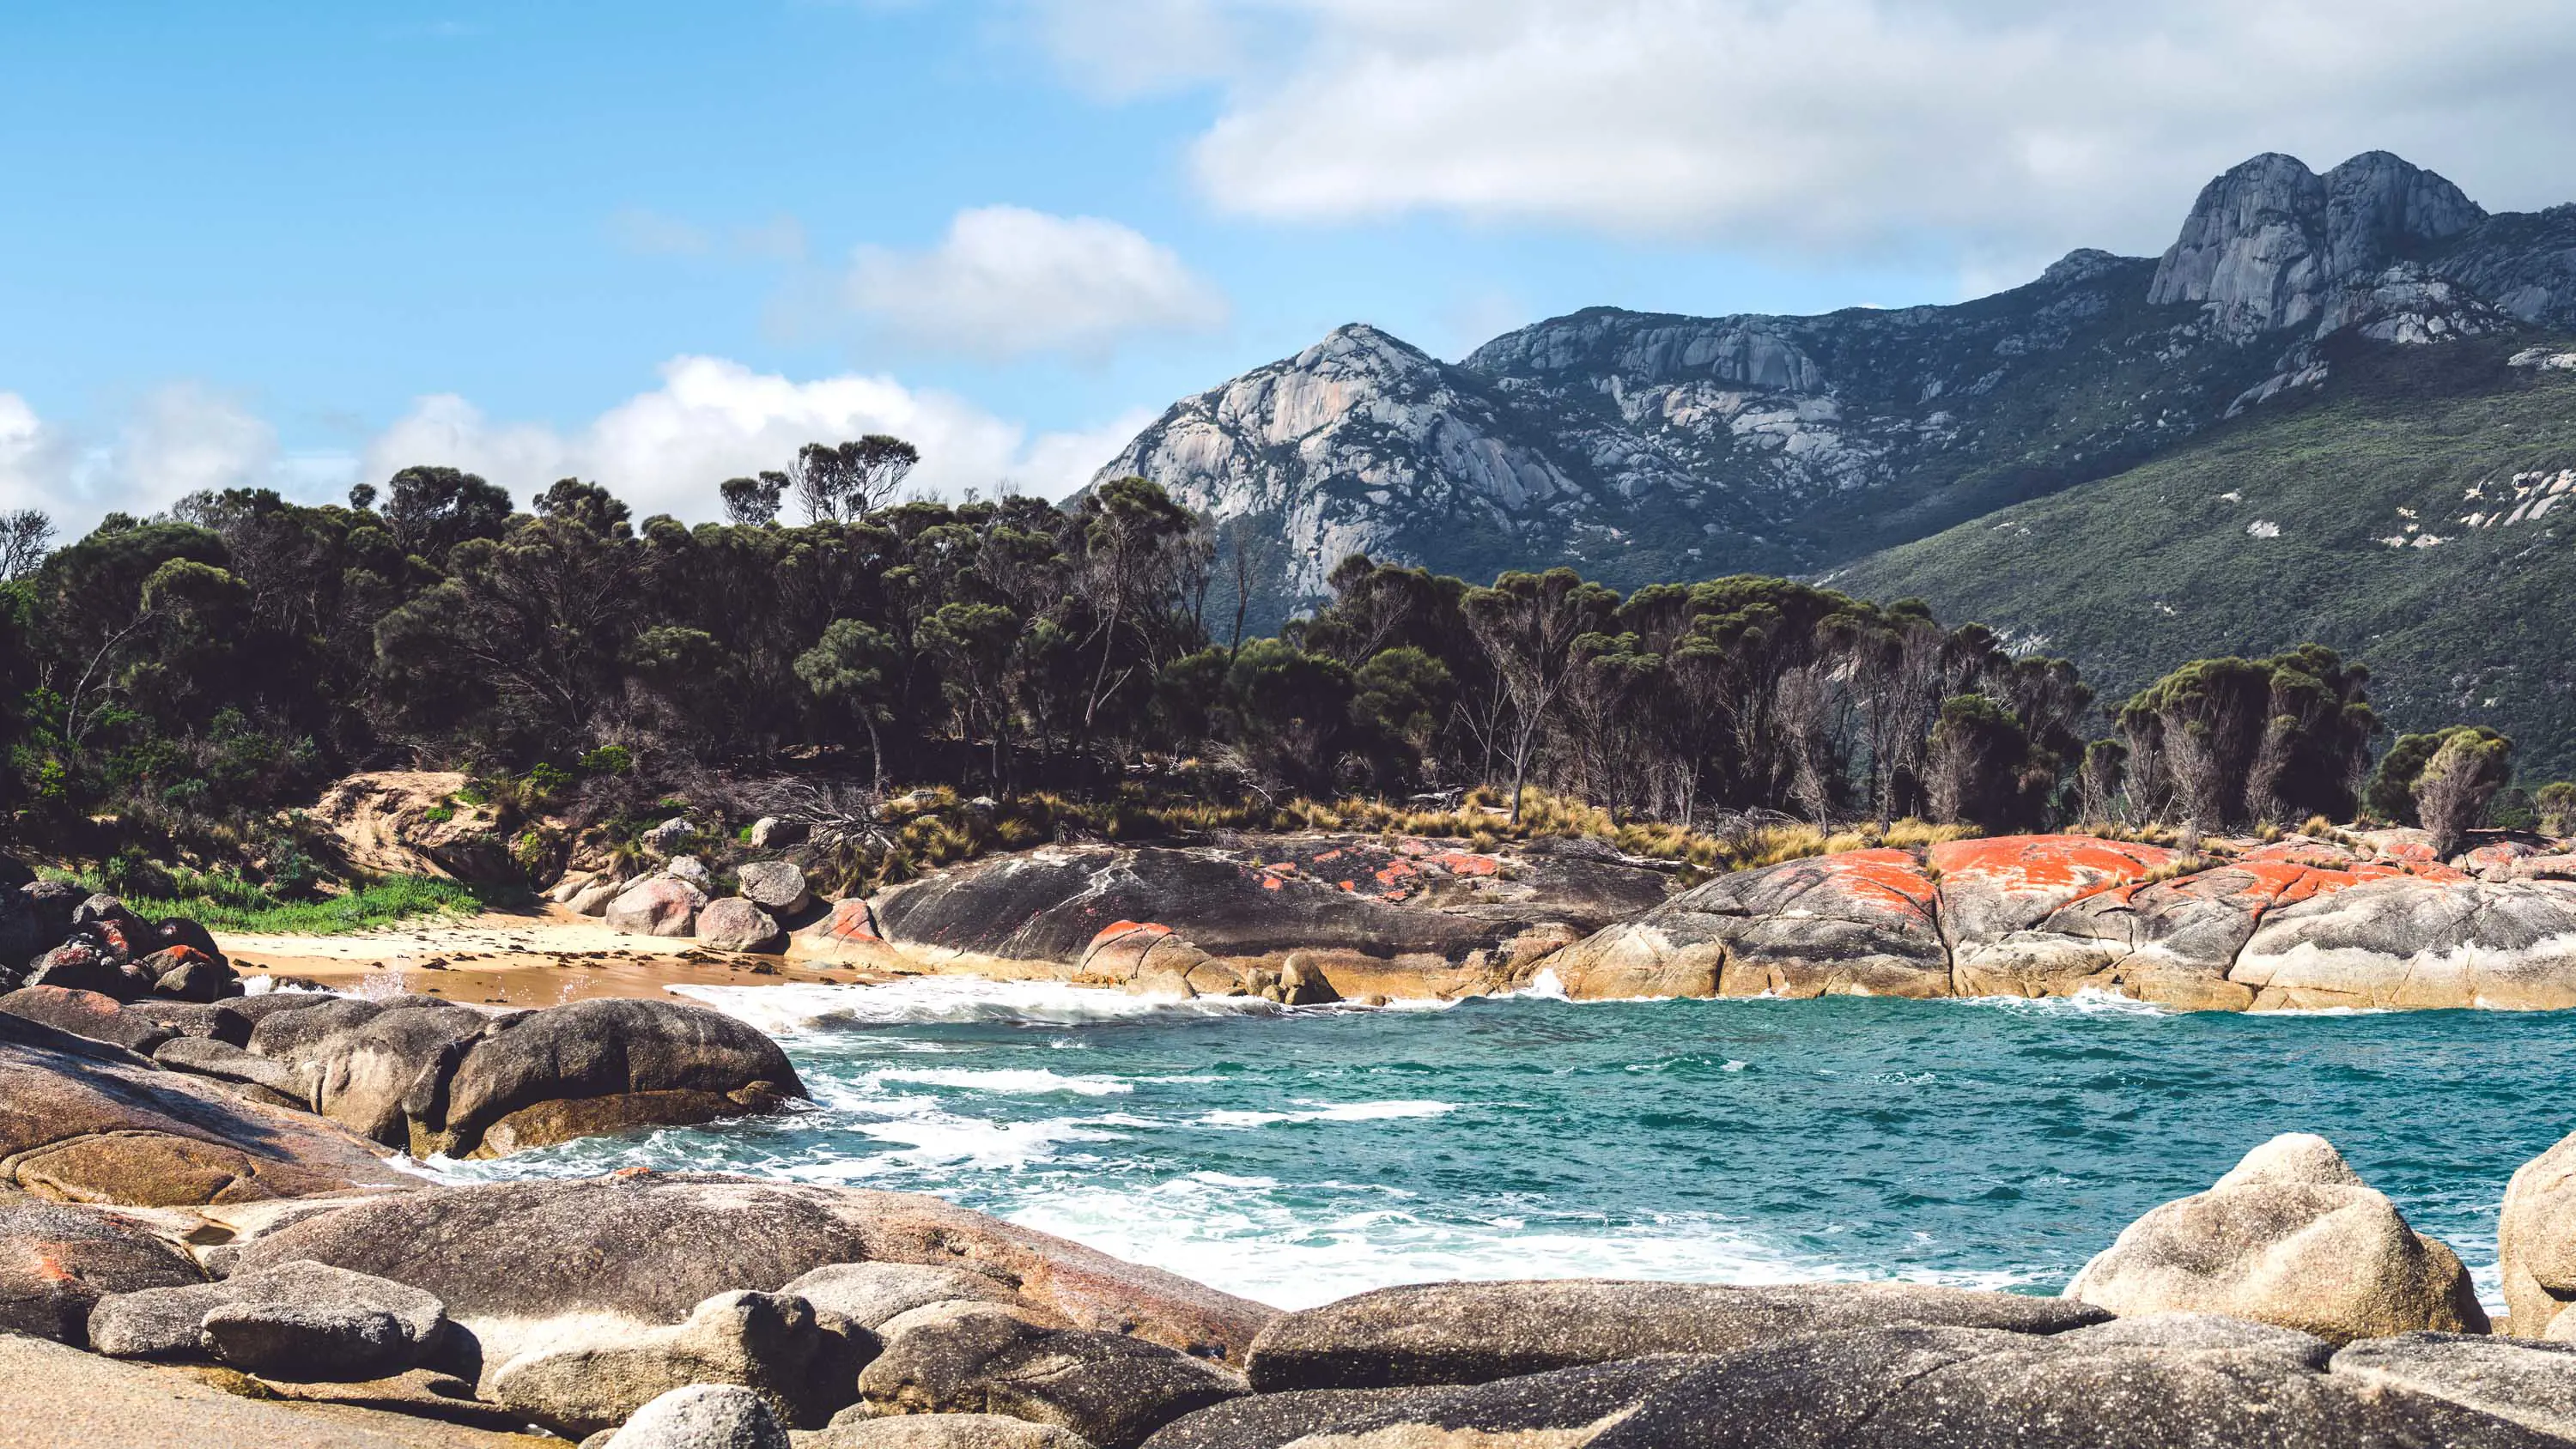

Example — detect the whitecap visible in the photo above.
[871,1067,1135,1097]
[1194,1100,1457,1130]
[668,978,1282,1034]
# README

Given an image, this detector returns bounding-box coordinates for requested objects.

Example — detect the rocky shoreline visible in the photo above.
[532,821,2576,1016]
[14,847,2576,1444]
[11,1010,2576,1449]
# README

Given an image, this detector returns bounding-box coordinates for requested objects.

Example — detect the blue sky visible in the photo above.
[8,1,2574,532]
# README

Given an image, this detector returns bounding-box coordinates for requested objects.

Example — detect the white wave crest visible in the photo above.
[872,1067,1135,1097]
[668,977,1283,1034]
[1195,1100,1458,1130]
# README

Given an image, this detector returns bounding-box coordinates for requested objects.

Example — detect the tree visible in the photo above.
[2414,727,2513,858]
[1462,569,1618,822]
[1925,693,2049,830]
[532,478,632,537]
[1351,646,1455,787]
[0,511,53,581]
[720,472,789,527]
[382,466,515,563]
[1223,640,1353,794]
[919,601,1021,787]
[1072,476,1200,749]
[793,437,919,524]
[796,618,899,791]
[2120,648,2373,828]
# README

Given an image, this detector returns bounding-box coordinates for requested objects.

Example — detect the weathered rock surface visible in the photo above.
[2332,1333,2576,1440]
[1571,1322,2567,1448]
[1242,1278,2104,1391]
[605,876,708,937]
[227,1174,1279,1368]
[0,1330,553,1449]
[601,1384,791,1449]
[438,997,802,1156]
[489,1288,867,1435]
[872,838,1667,997]
[0,1202,204,1343]
[2500,1126,2576,1340]
[153,1033,307,1100]
[2232,878,2576,1009]
[1540,848,1946,1000]
[311,770,519,885]
[1150,1356,1714,1449]
[700,897,787,954]
[0,1009,414,1206]
[91,1258,447,1379]
[739,860,812,914]
[817,1410,1096,1449]
[1,984,179,1053]
[859,1305,1242,1449]
[2067,1133,2487,1341]
[781,1262,1029,1330]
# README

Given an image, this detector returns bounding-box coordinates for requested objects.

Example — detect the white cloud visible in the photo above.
[0,384,289,537]
[845,206,1228,359]
[1045,0,2576,266]
[363,355,1144,516]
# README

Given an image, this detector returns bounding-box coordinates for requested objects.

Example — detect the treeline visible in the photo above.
[0,441,2562,882]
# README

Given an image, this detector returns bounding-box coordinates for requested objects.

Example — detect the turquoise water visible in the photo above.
[435,979,2576,1311]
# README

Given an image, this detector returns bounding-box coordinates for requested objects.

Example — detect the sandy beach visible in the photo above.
[216,903,897,1008]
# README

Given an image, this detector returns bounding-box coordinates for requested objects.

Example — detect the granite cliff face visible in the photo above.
[1096,151,2576,623]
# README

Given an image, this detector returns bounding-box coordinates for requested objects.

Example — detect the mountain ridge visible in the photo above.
[1095,150,2576,635]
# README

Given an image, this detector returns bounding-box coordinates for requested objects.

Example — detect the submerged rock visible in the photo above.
[2066,1133,2487,1341]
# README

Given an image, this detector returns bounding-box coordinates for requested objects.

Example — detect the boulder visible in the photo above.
[489,1288,869,1435]
[817,1410,1093,1449]
[0,1009,415,1207]
[858,1305,1242,1449]
[665,854,714,890]
[644,817,696,856]
[1538,849,1949,1001]
[1,985,178,1053]
[569,877,624,916]
[739,860,811,914]
[249,994,401,1061]
[2500,1127,2576,1339]
[225,1175,1277,1370]
[601,1384,791,1449]
[2066,1133,2487,1341]
[750,816,809,851]
[1243,1278,2103,1391]
[0,1203,204,1343]
[605,877,706,937]
[781,1262,1028,1330]
[307,1002,506,1149]
[435,997,803,1156]
[1569,1322,2563,1448]
[874,840,1666,981]
[2231,878,2576,1009]
[807,898,887,949]
[25,938,150,1001]
[699,898,787,954]
[143,944,239,1003]
[90,1258,447,1379]
[1142,1357,1727,1449]
[127,997,258,1046]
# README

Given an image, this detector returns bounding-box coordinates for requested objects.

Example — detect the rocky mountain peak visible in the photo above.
[2149,150,2486,333]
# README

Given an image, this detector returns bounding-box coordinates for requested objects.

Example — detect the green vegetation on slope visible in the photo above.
[1831,336,2576,780]
[45,868,502,935]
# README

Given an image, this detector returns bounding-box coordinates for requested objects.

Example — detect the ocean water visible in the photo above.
[433,979,2576,1312]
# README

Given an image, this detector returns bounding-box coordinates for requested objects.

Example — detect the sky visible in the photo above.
[9,0,2576,537]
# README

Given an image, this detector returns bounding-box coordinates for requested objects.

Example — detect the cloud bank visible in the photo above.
[1039,0,2576,265]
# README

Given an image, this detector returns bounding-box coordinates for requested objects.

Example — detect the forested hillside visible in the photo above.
[1832,335,2576,779]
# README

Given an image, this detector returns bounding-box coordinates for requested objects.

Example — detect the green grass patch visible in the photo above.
[46,869,515,935]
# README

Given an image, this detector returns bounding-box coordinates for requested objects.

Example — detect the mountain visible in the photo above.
[1096,152,2576,633]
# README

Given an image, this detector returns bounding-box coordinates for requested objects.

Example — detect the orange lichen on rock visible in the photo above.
[1930,834,2178,901]
[1088,920,1174,949]
[1816,847,1941,914]
[1425,852,1502,877]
